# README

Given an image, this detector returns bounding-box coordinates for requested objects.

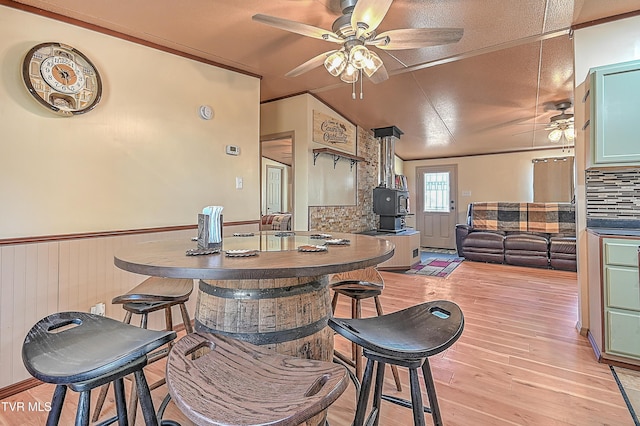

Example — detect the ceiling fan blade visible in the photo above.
[285,50,337,77]
[367,63,389,84]
[351,0,393,36]
[252,14,342,43]
[372,28,464,50]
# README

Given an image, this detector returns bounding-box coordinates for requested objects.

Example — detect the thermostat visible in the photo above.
[226,145,240,156]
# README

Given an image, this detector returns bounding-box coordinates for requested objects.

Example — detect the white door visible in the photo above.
[416,165,458,249]
[266,165,283,214]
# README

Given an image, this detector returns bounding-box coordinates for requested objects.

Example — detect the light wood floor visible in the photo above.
[0,261,633,425]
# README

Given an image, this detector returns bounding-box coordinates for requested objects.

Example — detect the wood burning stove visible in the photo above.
[373,126,408,233]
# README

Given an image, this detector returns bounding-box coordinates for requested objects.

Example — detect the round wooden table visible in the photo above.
[114,231,394,361]
[115,231,393,425]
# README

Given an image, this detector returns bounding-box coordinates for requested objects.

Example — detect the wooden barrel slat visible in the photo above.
[196,275,333,362]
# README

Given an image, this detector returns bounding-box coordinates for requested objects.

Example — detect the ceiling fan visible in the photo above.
[252,0,463,98]
[546,101,574,143]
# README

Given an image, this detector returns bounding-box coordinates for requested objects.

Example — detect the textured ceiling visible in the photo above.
[6,0,640,160]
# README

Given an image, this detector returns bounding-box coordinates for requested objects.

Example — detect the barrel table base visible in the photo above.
[196,275,334,426]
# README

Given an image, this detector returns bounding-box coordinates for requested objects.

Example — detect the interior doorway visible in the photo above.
[265,165,283,214]
[415,165,458,249]
[260,132,294,219]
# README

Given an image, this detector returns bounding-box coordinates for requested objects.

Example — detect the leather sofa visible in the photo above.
[456,202,576,271]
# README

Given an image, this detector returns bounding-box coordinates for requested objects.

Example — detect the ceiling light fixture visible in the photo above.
[324,43,386,99]
[546,102,574,151]
[548,126,574,143]
[325,43,381,99]
[253,0,464,101]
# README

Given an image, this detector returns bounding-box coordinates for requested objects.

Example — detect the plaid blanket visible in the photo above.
[261,214,291,230]
[527,203,575,234]
[471,202,528,232]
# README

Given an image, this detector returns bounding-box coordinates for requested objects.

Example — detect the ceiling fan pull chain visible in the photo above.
[352,80,356,100]
[360,70,364,99]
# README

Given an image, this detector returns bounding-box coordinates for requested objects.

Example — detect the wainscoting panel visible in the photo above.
[0,242,59,388]
[0,225,255,390]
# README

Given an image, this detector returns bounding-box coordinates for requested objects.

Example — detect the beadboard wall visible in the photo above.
[0,223,255,390]
[585,168,640,222]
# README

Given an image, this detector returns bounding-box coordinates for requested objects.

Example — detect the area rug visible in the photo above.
[405,257,464,278]
[611,366,640,425]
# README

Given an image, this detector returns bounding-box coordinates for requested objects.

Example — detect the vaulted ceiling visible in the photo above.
[7,0,640,160]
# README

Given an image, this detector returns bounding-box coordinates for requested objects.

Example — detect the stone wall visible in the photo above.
[309,127,378,232]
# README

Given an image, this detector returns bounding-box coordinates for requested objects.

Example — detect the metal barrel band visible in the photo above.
[198,279,324,300]
[194,316,330,345]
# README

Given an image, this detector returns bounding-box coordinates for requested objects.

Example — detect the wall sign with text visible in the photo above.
[312,110,356,154]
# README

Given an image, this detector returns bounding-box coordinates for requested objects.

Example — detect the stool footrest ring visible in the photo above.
[381,394,431,413]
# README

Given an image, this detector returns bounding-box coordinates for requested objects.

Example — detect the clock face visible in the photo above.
[22,42,102,116]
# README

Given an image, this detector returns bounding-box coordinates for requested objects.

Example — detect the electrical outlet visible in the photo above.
[95,302,106,316]
[90,303,106,316]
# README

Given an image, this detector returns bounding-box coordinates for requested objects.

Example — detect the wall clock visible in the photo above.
[22,42,102,116]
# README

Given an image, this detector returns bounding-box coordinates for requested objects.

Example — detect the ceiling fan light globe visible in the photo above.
[548,129,562,143]
[363,51,383,77]
[564,129,575,142]
[349,45,370,69]
[324,51,347,76]
[340,63,359,83]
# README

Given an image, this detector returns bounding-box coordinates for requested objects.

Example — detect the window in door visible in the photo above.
[423,172,450,212]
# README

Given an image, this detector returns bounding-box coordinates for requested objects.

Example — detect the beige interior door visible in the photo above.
[266,165,283,214]
[416,165,458,249]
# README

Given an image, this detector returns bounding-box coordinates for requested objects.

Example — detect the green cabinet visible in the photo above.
[585,59,640,167]
[602,237,640,358]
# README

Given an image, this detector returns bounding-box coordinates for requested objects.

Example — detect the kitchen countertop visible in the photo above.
[587,227,640,237]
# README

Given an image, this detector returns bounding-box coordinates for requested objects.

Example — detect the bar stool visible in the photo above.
[165,331,349,426]
[329,300,464,426]
[22,311,175,426]
[93,277,194,424]
[329,267,402,391]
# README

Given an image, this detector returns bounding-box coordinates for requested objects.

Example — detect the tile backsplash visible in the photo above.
[586,168,640,224]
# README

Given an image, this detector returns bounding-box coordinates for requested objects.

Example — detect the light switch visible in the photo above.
[235,177,243,189]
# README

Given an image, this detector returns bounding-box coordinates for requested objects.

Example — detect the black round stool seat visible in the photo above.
[329,300,464,426]
[121,301,178,315]
[330,280,383,300]
[329,267,402,392]
[112,277,193,304]
[93,277,194,424]
[22,311,176,426]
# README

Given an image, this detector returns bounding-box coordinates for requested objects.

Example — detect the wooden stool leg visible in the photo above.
[127,375,139,426]
[372,361,386,426]
[113,377,128,425]
[373,295,384,316]
[46,385,67,426]
[75,390,91,426]
[353,299,364,381]
[421,359,443,426]
[354,358,376,426]
[409,367,426,426]
[179,303,193,334]
[164,307,173,332]
[140,313,149,329]
[91,383,110,422]
[331,291,339,313]
[134,369,159,426]
[373,296,402,392]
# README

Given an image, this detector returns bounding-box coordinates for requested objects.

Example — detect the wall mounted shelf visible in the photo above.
[312,148,365,170]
